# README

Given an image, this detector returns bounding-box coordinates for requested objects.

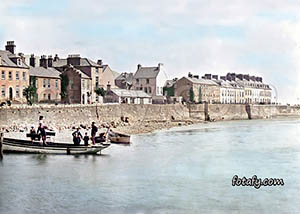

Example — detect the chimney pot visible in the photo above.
[5,41,16,54]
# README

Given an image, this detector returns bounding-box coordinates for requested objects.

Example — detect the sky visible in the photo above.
[1,0,300,104]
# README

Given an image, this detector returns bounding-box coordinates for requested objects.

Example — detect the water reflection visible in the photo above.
[1,118,300,214]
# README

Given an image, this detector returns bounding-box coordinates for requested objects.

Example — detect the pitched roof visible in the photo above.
[111,70,120,78]
[164,79,177,87]
[52,58,101,68]
[185,77,219,86]
[111,88,151,98]
[0,50,29,68]
[74,68,90,79]
[52,59,67,67]
[133,66,160,79]
[29,66,61,78]
[116,72,134,83]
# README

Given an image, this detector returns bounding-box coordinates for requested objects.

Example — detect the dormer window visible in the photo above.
[17,58,21,66]
[136,79,139,84]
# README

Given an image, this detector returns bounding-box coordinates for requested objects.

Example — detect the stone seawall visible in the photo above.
[0,104,190,131]
[0,104,300,134]
[188,104,300,121]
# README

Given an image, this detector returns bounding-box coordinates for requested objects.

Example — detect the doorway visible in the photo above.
[9,87,13,100]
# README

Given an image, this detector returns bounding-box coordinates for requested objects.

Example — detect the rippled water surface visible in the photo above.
[1,118,300,214]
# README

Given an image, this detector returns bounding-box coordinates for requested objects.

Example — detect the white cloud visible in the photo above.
[1,0,300,103]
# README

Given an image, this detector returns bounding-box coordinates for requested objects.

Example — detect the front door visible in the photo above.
[9,87,13,100]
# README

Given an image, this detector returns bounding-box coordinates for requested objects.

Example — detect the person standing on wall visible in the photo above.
[91,122,98,145]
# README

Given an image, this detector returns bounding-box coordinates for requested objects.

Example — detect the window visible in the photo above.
[16,85,19,97]
[17,58,21,66]
[1,85,5,97]
[43,79,46,88]
[55,79,58,88]
[43,94,46,99]
[136,79,139,84]
[9,71,12,80]
[149,87,152,94]
[96,77,99,88]
[144,87,148,93]
[23,72,26,81]
[1,71,5,80]
[48,94,51,100]
[146,79,149,84]
[48,79,50,88]
[16,71,19,80]
[70,80,74,89]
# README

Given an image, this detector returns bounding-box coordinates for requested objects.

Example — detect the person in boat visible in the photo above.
[29,126,36,142]
[39,116,44,127]
[83,132,89,146]
[72,128,83,146]
[91,122,98,145]
[37,122,47,146]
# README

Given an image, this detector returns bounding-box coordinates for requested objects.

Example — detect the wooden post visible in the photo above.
[0,132,3,160]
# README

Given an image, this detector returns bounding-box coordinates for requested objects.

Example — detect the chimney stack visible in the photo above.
[48,55,53,67]
[243,74,250,81]
[212,75,218,80]
[40,55,48,68]
[188,72,193,78]
[193,75,199,79]
[220,76,226,81]
[137,64,142,70]
[30,54,35,67]
[97,59,103,66]
[204,74,212,80]
[54,54,59,61]
[250,76,256,81]
[67,54,81,66]
[236,74,243,80]
[5,41,16,54]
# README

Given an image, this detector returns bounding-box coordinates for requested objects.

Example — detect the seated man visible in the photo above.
[72,128,83,146]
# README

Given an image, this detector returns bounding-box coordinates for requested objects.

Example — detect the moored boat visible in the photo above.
[108,132,131,144]
[3,138,110,155]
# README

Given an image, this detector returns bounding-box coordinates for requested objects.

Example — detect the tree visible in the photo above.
[60,74,69,99]
[23,85,37,105]
[199,87,202,103]
[189,87,194,103]
[95,87,105,97]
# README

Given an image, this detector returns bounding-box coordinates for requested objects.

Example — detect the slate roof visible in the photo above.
[29,66,61,78]
[52,59,67,67]
[116,72,134,83]
[74,68,90,79]
[111,88,151,98]
[164,79,177,88]
[185,77,219,86]
[133,66,160,79]
[0,50,29,68]
[52,58,101,68]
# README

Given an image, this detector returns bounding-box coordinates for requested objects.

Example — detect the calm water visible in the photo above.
[1,118,300,214]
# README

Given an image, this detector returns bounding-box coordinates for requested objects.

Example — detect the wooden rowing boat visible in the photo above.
[3,138,110,155]
[108,132,131,144]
